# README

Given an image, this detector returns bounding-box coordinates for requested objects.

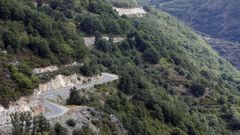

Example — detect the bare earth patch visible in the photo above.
[83,36,125,47]
[33,62,81,74]
[51,106,127,135]
[113,7,147,17]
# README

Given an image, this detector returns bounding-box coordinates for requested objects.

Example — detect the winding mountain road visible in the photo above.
[43,73,119,119]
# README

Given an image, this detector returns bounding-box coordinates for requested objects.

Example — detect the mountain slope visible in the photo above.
[1,0,240,134]
[140,0,240,43]
[0,0,129,107]
[88,2,240,134]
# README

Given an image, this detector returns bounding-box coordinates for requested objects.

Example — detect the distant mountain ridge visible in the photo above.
[204,36,240,69]
[142,0,240,43]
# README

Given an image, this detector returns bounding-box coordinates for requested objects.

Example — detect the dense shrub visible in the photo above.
[103,19,121,34]
[48,38,63,54]
[190,81,206,97]
[28,37,51,57]
[72,125,95,135]
[53,123,68,135]
[230,118,240,130]
[111,0,137,8]
[0,0,25,20]
[18,63,32,76]
[2,31,21,52]
[95,38,113,52]
[67,87,90,105]
[25,13,55,37]
[66,119,76,127]
[171,128,187,135]
[79,64,100,77]
[143,48,160,64]
[88,1,114,15]
[118,18,132,33]
[11,113,51,135]
[118,40,131,51]
[80,16,104,35]
[127,31,150,52]
[9,65,37,90]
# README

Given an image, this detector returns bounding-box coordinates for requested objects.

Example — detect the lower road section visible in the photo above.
[43,73,119,119]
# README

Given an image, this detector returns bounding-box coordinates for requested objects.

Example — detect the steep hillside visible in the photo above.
[91,7,240,134]
[1,0,240,134]
[0,0,130,107]
[140,0,240,43]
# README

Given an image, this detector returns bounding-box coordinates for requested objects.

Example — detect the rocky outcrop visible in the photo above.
[0,90,44,127]
[33,62,81,74]
[84,36,125,47]
[0,49,7,54]
[36,74,100,93]
[51,106,127,135]
[0,64,99,130]
[33,65,58,74]
[113,7,146,17]
[102,36,125,43]
[83,37,95,47]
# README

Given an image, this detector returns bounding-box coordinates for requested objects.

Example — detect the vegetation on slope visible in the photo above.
[71,1,240,134]
[0,0,131,107]
[139,0,240,43]
[83,7,240,134]
[2,0,240,135]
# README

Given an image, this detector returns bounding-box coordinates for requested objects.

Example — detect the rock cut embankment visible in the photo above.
[0,63,100,130]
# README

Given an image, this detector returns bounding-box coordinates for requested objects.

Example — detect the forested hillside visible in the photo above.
[140,0,240,43]
[0,0,130,107]
[1,0,240,134]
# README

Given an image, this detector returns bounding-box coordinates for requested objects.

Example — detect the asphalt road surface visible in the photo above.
[43,73,119,119]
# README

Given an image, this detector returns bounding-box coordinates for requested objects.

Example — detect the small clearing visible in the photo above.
[33,62,81,74]
[113,7,147,16]
[83,36,125,47]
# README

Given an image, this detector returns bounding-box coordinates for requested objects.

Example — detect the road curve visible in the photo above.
[43,73,119,119]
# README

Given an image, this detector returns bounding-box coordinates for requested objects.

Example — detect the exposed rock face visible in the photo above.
[102,36,125,43]
[0,73,100,131]
[33,65,58,74]
[83,37,96,47]
[113,7,146,16]
[36,74,101,93]
[0,49,7,54]
[83,36,125,47]
[0,90,44,127]
[33,62,80,74]
[51,106,127,135]
[0,64,98,130]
